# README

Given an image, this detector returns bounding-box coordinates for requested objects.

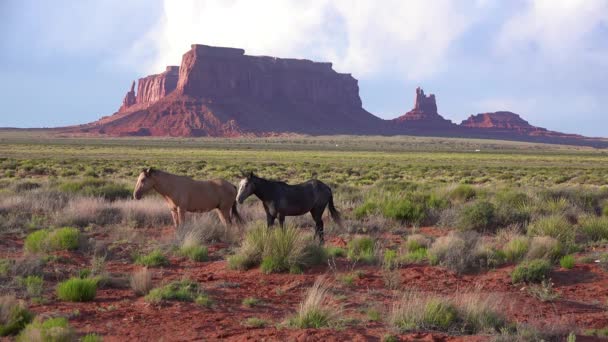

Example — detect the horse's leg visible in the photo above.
[216,208,231,227]
[171,209,178,228]
[310,207,325,244]
[266,211,276,228]
[177,207,186,227]
[278,213,285,229]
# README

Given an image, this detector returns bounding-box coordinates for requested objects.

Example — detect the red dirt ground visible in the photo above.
[2,226,607,341]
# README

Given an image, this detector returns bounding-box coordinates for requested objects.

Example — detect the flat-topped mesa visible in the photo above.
[392,87,454,127]
[176,44,361,107]
[460,111,546,132]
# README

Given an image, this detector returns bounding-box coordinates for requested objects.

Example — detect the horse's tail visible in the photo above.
[327,191,343,229]
[231,200,244,225]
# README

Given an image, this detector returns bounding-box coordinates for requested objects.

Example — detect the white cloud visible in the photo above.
[136,0,488,80]
[496,0,608,63]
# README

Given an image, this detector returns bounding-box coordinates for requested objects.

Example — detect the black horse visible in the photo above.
[235,172,342,244]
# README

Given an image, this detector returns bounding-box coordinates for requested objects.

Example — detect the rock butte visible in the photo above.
[70,43,605,147]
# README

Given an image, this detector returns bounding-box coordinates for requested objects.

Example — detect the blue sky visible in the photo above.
[1,0,607,137]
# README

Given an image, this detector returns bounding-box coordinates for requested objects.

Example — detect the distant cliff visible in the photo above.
[68,43,606,148]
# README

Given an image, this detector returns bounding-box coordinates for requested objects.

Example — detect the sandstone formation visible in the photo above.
[391,87,455,128]
[67,43,606,147]
[83,44,382,136]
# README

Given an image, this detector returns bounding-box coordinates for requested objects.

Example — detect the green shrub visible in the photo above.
[511,259,552,283]
[526,236,563,262]
[354,200,378,219]
[494,191,531,226]
[242,297,261,307]
[381,199,426,225]
[82,334,103,342]
[423,299,458,330]
[402,248,428,263]
[244,317,268,328]
[228,224,325,273]
[383,249,399,270]
[22,275,43,297]
[404,234,430,252]
[56,278,97,302]
[449,184,476,202]
[58,178,130,201]
[456,201,495,232]
[195,294,213,307]
[0,259,11,277]
[179,246,208,262]
[145,280,203,303]
[325,246,346,258]
[503,236,530,263]
[0,296,33,336]
[579,216,608,242]
[603,203,608,217]
[347,237,376,264]
[17,317,73,342]
[527,215,574,246]
[560,255,575,269]
[24,227,80,253]
[288,277,336,329]
[135,250,169,267]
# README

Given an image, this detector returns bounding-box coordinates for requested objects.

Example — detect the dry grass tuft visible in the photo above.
[130,268,153,296]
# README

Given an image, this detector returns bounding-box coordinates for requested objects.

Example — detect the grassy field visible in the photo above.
[0,132,607,340]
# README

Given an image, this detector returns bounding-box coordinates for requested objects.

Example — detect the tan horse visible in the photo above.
[133,168,242,227]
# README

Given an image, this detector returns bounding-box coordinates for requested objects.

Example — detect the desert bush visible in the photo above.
[456,201,495,232]
[179,246,208,262]
[527,279,560,302]
[22,275,43,298]
[559,255,575,269]
[473,241,506,269]
[145,280,204,303]
[17,317,73,342]
[455,293,507,334]
[494,191,532,227]
[244,317,268,328]
[526,236,563,261]
[603,203,608,217]
[0,259,10,277]
[511,259,551,283]
[242,297,261,307]
[382,249,399,270]
[58,178,131,201]
[0,295,33,336]
[56,277,97,302]
[428,231,479,273]
[114,197,172,228]
[502,235,530,263]
[354,200,378,219]
[579,215,608,242]
[130,268,153,296]
[288,277,338,329]
[228,223,326,273]
[527,215,574,247]
[135,250,169,267]
[24,227,80,253]
[82,334,103,342]
[59,197,119,227]
[325,246,346,258]
[403,234,431,252]
[381,198,426,225]
[401,247,428,264]
[449,184,476,202]
[176,213,239,244]
[347,236,377,264]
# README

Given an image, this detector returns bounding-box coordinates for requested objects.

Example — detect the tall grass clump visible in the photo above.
[17,317,73,342]
[579,215,608,242]
[527,215,574,247]
[428,231,479,274]
[130,268,153,296]
[389,291,506,333]
[288,277,338,328]
[135,250,169,267]
[24,227,80,253]
[0,296,33,336]
[456,201,495,232]
[502,235,530,263]
[228,223,326,273]
[526,236,563,262]
[511,259,551,283]
[347,236,377,264]
[145,280,206,304]
[58,178,131,201]
[56,277,97,302]
[449,184,476,202]
[494,191,532,227]
[381,198,426,225]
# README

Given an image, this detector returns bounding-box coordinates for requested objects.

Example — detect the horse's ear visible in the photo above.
[248,171,254,179]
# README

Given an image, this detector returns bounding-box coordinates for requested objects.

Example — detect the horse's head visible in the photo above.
[236,171,256,204]
[133,168,156,200]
